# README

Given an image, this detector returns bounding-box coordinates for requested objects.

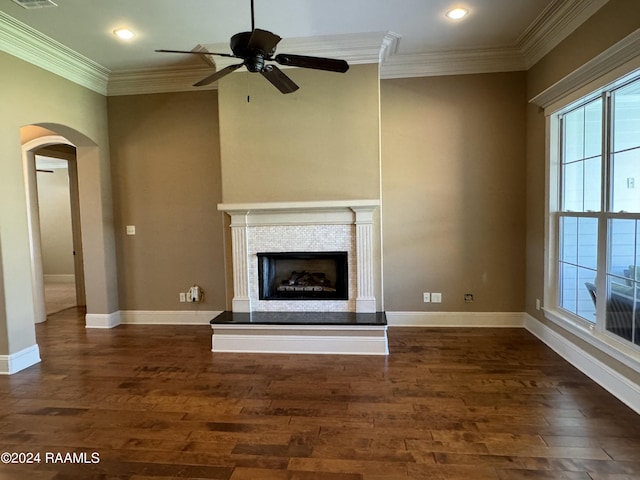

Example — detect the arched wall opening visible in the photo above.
[21,123,119,329]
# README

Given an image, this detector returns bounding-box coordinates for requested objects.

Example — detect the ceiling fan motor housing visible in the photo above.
[231,31,275,72]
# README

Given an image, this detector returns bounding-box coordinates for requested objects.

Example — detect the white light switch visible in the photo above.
[126,225,136,235]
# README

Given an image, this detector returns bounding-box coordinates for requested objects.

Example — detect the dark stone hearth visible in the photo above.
[211,311,386,326]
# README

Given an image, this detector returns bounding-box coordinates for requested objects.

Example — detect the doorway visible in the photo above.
[35,146,86,315]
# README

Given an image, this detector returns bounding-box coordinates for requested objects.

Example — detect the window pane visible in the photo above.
[564,108,584,162]
[584,156,602,211]
[584,98,602,158]
[606,274,638,345]
[563,161,584,211]
[559,217,598,322]
[608,219,636,277]
[561,217,578,263]
[613,80,640,153]
[577,217,598,269]
[637,222,640,275]
[577,267,597,322]
[611,149,640,213]
[560,263,577,313]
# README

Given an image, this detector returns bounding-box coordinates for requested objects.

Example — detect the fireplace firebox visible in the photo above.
[258,252,348,301]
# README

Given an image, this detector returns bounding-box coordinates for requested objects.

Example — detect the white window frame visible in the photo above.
[532,30,640,373]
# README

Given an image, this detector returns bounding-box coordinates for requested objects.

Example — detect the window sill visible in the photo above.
[543,308,640,373]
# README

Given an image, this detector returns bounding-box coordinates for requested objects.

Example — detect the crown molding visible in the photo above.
[530,27,640,110]
[0,10,109,95]
[380,0,609,80]
[107,66,219,96]
[518,0,610,69]
[0,0,609,94]
[380,47,526,79]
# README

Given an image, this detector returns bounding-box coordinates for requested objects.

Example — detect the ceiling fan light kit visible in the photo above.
[156,0,349,94]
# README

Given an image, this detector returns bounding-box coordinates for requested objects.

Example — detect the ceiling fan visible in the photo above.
[156,0,350,94]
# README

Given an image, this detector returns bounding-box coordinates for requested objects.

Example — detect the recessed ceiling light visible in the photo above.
[446,8,469,20]
[113,28,135,40]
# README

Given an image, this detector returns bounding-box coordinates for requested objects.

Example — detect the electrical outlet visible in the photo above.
[186,290,192,302]
[432,292,442,303]
[423,292,431,303]
[179,292,186,302]
[536,298,541,310]
[464,293,474,302]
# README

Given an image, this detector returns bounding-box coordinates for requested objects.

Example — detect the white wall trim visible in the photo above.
[107,66,219,96]
[380,0,609,80]
[85,311,121,329]
[524,313,640,415]
[380,47,526,79]
[386,311,525,328]
[530,27,640,110]
[0,344,41,375]
[518,0,610,69]
[0,0,607,93]
[0,10,109,94]
[120,310,222,326]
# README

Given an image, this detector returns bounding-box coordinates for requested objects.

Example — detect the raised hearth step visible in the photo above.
[210,311,388,355]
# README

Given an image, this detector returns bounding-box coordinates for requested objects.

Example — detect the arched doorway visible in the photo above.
[22,124,119,327]
[23,135,83,322]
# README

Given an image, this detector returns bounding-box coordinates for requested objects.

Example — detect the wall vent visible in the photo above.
[11,0,58,9]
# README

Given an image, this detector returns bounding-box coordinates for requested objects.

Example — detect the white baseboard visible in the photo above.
[0,344,41,375]
[524,313,640,415]
[43,274,75,283]
[120,310,222,325]
[386,311,524,327]
[85,311,121,329]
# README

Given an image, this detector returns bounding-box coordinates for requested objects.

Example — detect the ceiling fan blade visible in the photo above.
[194,63,244,87]
[247,28,281,54]
[156,49,237,59]
[275,54,349,73]
[260,65,299,94]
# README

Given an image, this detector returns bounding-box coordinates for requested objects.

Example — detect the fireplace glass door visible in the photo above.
[257,251,348,300]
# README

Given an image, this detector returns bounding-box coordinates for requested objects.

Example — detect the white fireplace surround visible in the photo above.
[218,200,380,313]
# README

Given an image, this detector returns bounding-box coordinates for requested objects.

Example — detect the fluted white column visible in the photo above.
[352,206,377,313]
[229,212,251,312]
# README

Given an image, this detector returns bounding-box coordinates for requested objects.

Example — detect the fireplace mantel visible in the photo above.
[218,200,380,313]
[218,200,380,224]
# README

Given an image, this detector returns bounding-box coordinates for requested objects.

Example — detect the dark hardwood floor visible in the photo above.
[1,307,639,479]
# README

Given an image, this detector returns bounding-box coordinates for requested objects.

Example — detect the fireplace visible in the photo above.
[258,251,348,301]
[218,200,380,313]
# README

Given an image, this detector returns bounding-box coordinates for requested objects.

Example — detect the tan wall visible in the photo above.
[0,50,114,355]
[107,91,227,311]
[526,0,640,384]
[381,72,527,312]
[218,63,381,203]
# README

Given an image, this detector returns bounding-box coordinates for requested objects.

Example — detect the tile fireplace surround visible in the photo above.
[217,200,381,314]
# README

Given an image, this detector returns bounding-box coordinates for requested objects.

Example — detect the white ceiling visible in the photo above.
[0,0,609,94]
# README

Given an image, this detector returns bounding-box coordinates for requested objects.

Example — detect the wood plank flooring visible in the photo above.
[1,307,639,479]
